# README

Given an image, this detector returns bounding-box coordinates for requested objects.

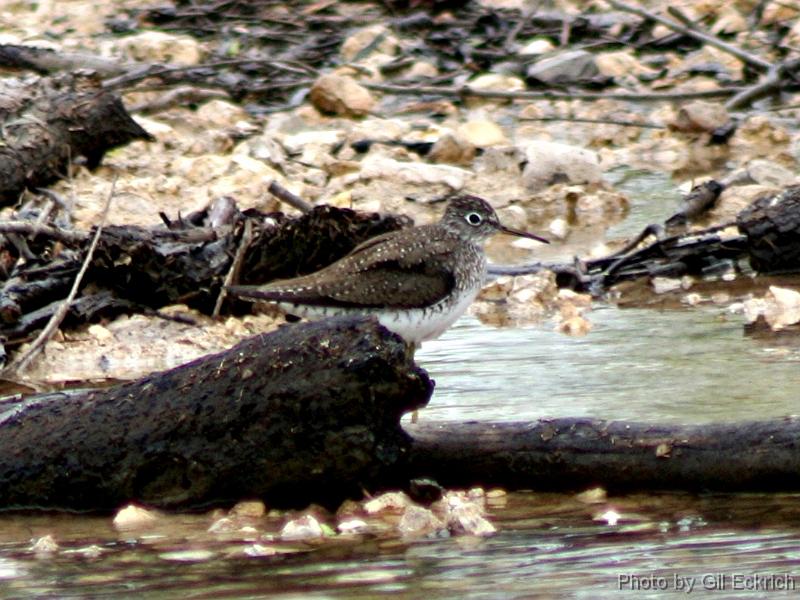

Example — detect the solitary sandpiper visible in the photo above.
[228,195,548,345]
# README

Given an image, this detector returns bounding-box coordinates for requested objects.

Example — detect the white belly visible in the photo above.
[277,284,481,345]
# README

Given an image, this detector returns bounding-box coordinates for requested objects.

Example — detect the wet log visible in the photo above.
[0,72,152,204]
[0,317,431,511]
[405,418,800,492]
[736,185,800,274]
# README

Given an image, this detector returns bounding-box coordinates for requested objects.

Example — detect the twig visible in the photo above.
[519,115,665,129]
[363,81,741,102]
[608,0,772,71]
[0,221,85,245]
[267,180,313,213]
[213,219,253,318]
[725,58,800,110]
[7,179,116,375]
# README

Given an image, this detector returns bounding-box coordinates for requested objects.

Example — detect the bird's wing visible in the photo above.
[229,237,458,309]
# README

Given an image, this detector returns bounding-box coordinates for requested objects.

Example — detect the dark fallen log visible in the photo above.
[737,185,800,274]
[0,316,431,511]
[405,418,800,492]
[0,73,152,204]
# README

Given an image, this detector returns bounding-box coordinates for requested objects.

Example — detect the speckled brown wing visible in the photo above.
[228,227,459,309]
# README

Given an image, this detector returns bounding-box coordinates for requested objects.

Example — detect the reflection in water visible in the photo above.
[414,308,800,423]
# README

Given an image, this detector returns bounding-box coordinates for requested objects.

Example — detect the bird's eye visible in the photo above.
[465,212,482,226]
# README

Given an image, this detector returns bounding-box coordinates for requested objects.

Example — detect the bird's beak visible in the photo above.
[499,224,549,244]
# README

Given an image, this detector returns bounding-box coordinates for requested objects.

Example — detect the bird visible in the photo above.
[227,195,549,345]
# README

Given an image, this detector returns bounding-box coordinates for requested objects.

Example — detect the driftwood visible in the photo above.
[0,316,431,511]
[405,418,800,493]
[0,73,152,204]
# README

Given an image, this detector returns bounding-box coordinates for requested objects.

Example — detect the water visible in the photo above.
[415,308,800,424]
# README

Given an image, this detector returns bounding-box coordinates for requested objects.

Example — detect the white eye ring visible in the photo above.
[465,212,483,226]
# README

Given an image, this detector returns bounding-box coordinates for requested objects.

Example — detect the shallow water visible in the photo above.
[415,307,800,424]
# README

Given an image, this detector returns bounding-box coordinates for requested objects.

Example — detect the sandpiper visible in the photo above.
[228,195,548,345]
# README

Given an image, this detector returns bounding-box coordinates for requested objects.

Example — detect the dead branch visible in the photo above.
[609,0,771,71]
[363,81,740,103]
[8,179,116,374]
[267,179,313,213]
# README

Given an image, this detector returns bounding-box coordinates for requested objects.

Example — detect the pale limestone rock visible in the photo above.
[117,31,203,65]
[518,38,555,55]
[113,504,158,531]
[429,133,476,165]
[230,500,266,518]
[398,505,446,538]
[360,155,469,190]
[457,120,507,147]
[280,515,324,541]
[195,99,250,129]
[340,24,398,61]
[404,60,439,79]
[469,73,525,92]
[746,159,799,187]
[595,51,656,78]
[281,130,345,154]
[522,141,603,190]
[668,101,730,133]
[364,491,413,514]
[548,217,569,240]
[764,286,800,330]
[337,519,369,534]
[309,74,375,117]
[31,535,59,555]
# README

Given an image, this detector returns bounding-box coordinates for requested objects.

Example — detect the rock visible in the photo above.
[652,277,683,294]
[280,514,324,541]
[230,500,266,518]
[595,51,656,78]
[456,120,507,147]
[557,315,592,336]
[667,101,730,133]
[309,74,375,117]
[764,286,800,330]
[117,31,203,65]
[340,24,398,61]
[281,130,346,155]
[207,517,238,534]
[363,491,413,514]
[428,133,476,165]
[746,160,798,187]
[521,141,603,190]
[398,505,446,538]
[337,518,370,534]
[478,276,515,301]
[30,535,58,555]
[518,38,555,56]
[360,155,469,190]
[113,504,158,530]
[195,100,250,129]
[468,73,525,93]
[442,494,495,536]
[404,61,439,79]
[466,73,525,106]
[526,50,600,84]
[573,187,629,225]
[576,487,607,504]
[548,217,569,240]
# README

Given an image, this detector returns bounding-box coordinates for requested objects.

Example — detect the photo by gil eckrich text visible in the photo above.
[617,572,797,593]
